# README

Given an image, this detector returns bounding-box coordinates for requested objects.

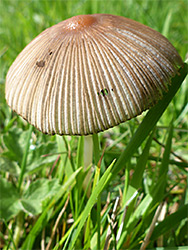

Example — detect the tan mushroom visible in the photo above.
[5,14,183,136]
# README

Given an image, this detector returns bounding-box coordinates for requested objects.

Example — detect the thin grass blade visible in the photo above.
[69,159,116,249]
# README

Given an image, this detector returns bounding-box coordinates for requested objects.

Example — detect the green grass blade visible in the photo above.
[53,214,82,250]
[69,159,116,249]
[84,214,91,249]
[2,219,16,250]
[158,122,173,197]
[92,165,100,192]
[56,135,70,182]
[162,9,173,37]
[18,125,33,192]
[118,131,154,237]
[74,136,84,218]
[93,133,100,165]
[159,122,173,177]
[124,130,154,204]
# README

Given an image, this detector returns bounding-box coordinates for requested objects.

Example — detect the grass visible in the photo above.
[0,0,188,249]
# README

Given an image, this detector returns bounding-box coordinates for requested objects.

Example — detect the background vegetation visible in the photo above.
[0,0,187,249]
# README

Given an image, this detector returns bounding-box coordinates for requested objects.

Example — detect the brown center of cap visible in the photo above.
[65,15,97,31]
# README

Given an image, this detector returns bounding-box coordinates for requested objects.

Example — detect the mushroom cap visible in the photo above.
[5,14,183,135]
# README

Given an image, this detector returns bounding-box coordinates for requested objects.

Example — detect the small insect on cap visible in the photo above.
[5,14,183,135]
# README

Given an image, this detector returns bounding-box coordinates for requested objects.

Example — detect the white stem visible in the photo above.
[83,135,93,196]
[84,135,93,170]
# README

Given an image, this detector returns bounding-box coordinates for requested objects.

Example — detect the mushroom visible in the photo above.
[5,14,184,230]
[5,14,183,137]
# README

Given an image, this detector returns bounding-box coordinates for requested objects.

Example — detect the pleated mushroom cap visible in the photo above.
[5,14,183,135]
